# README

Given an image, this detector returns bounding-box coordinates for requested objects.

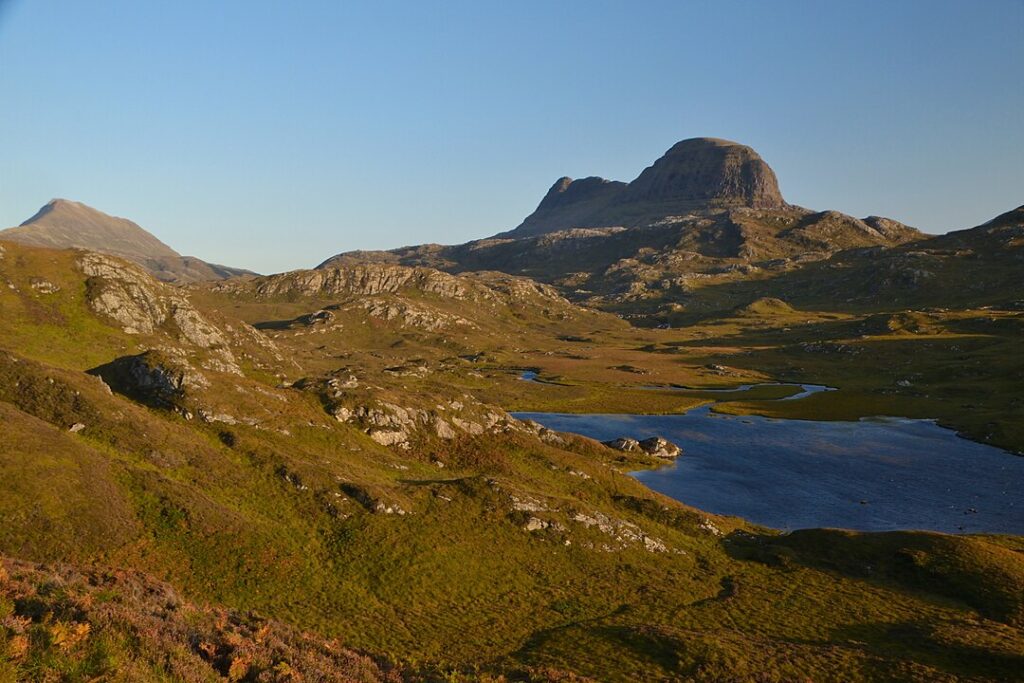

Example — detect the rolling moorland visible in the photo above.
[0,138,1022,681]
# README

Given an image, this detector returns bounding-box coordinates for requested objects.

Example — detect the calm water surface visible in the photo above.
[514,388,1024,534]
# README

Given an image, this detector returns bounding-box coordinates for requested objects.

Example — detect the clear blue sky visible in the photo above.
[1,1,1021,273]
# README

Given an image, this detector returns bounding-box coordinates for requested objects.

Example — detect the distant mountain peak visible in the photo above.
[21,197,92,224]
[505,137,786,237]
[6,198,180,261]
[1,199,254,283]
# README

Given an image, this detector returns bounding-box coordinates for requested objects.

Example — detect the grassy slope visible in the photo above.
[0,241,1022,681]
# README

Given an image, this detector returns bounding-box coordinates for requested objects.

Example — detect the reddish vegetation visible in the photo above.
[0,557,402,682]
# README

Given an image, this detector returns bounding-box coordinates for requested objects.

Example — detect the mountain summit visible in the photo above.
[506,137,786,237]
[0,199,254,283]
[6,199,180,261]
[619,137,784,209]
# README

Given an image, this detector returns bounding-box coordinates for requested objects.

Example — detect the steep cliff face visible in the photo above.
[504,137,786,237]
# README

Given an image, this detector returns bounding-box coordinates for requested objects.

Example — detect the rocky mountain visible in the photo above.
[320,137,923,316]
[0,199,254,283]
[502,137,786,237]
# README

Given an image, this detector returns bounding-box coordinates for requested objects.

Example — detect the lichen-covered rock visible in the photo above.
[354,297,475,331]
[435,419,457,439]
[368,429,411,448]
[80,253,168,334]
[78,253,244,374]
[571,510,670,553]
[323,387,525,449]
[524,517,550,532]
[603,436,681,458]
[29,278,60,294]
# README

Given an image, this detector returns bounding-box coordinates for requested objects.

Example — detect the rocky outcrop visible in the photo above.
[638,437,682,458]
[217,262,584,333]
[78,253,244,374]
[224,264,473,301]
[89,350,208,413]
[783,210,920,251]
[570,510,670,552]
[864,215,921,242]
[603,436,682,458]
[602,437,641,453]
[354,297,476,331]
[321,381,523,450]
[80,253,171,335]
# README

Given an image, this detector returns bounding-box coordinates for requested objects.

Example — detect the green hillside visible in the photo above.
[0,239,1022,681]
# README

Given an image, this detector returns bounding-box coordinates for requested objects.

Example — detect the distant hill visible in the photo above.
[0,199,255,283]
[754,204,1024,312]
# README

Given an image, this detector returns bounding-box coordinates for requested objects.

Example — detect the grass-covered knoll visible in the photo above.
[0,241,139,369]
[735,529,1024,627]
[0,241,1022,680]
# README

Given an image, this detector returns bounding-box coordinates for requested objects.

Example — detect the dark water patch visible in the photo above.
[513,408,1024,535]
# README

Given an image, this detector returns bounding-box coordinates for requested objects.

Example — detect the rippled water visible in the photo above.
[514,399,1024,534]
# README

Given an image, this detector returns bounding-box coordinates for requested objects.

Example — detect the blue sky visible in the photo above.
[1,1,1021,273]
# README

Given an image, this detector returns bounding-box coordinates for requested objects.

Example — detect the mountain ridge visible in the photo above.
[320,136,926,311]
